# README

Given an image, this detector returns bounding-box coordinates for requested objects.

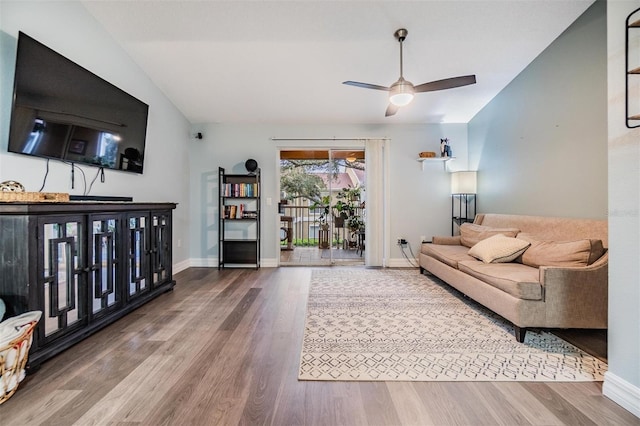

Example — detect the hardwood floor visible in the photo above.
[2,267,637,425]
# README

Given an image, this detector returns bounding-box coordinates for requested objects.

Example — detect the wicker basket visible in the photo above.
[0,311,41,404]
[0,192,69,203]
[418,151,436,158]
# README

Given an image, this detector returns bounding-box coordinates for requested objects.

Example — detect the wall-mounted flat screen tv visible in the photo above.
[7,32,149,174]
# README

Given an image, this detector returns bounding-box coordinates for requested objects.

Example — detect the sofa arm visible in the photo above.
[539,252,608,327]
[432,235,462,245]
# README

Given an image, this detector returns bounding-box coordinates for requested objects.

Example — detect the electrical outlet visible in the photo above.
[397,238,407,245]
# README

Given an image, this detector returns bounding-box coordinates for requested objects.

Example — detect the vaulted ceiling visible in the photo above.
[82,1,594,125]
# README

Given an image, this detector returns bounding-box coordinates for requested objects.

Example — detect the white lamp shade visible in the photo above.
[451,171,477,194]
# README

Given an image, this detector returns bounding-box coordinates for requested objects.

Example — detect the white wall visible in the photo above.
[604,1,640,418]
[188,123,467,267]
[468,1,608,220]
[0,1,191,269]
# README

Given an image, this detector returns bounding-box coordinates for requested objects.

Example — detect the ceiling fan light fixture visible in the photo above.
[389,80,415,107]
[389,92,414,107]
[343,28,476,116]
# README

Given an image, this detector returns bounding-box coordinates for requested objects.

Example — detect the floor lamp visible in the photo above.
[451,171,477,236]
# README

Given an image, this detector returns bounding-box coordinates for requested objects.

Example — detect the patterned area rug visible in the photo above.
[298,269,607,382]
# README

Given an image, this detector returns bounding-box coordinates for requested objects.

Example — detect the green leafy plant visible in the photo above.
[332,185,364,235]
[310,195,332,227]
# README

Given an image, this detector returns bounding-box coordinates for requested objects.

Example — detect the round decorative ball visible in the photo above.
[0,180,25,192]
[245,159,258,173]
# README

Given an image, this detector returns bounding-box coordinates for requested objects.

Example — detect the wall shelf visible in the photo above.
[625,8,640,128]
[416,157,455,171]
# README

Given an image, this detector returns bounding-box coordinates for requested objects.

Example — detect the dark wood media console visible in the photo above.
[0,201,176,370]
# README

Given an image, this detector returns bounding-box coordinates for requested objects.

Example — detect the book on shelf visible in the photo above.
[224,204,255,219]
[242,210,258,219]
[222,183,259,197]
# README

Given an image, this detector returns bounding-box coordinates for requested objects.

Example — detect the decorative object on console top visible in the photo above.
[0,192,69,203]
[0,181,25,192]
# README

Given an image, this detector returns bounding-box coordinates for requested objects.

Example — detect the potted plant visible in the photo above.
[332,200,348,228]
[332,185,364,248]
[310,195,331,230]
[342,185,361,202]
[310,196,331,248]
[333,186,361,217]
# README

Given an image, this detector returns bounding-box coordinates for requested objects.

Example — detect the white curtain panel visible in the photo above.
[365,139,387,267]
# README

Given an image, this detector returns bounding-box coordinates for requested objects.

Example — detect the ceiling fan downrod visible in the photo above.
[395,28,408,79]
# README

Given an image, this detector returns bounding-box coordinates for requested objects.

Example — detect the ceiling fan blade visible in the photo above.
[343,81,390,91]
[385,104,399,117]
[414,75,476,93]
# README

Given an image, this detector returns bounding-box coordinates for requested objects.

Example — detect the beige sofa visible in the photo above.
[419,214,608,342]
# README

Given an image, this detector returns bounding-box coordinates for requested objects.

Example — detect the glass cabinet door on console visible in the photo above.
[126,210,173,299]
[88,214,122,319]
[150,211,172,288]
[127,213,149,300]
[39,216,86,346]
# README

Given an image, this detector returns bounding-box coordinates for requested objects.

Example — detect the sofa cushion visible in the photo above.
[421,244,476,269]
[468,234,531,264]
[458,261,542,300]
[459,223,520,248]
[517,234,606,268]
[431,235,462,245]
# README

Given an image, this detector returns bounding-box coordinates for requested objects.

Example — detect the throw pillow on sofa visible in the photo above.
[516,234,606,268]
[468,234,531,264]
[459,223,520,248]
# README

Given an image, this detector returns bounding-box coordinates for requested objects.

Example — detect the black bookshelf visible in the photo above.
[218,167,260,269]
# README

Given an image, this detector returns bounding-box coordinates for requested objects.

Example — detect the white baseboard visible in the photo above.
[603,371,640,419]
[180,257,419,269]
[173,259,191,274]
[387,257,420,268]
[176,258,278,269]
[261,258,278,267]
[188,258,218,268]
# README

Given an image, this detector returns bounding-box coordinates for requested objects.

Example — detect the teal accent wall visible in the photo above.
[468,1,607,219]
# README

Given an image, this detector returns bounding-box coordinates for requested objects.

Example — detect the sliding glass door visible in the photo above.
[278,149,365,266]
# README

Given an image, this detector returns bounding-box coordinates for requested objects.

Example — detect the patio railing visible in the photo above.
[279,205,359,249]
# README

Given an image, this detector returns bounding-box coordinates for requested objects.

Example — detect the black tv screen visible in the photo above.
[7,32,148,174]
